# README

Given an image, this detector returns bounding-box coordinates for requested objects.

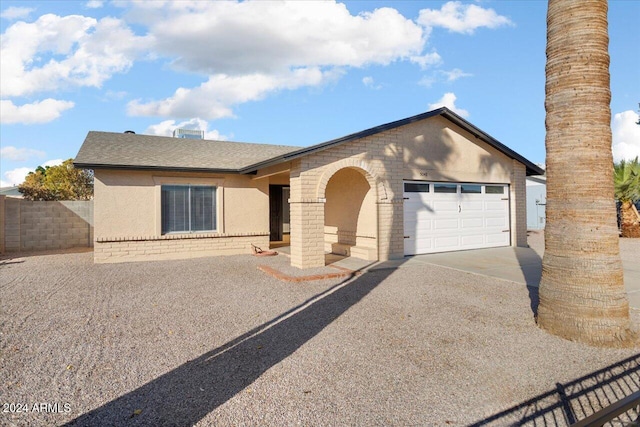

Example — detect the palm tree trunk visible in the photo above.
[538,0,633,346]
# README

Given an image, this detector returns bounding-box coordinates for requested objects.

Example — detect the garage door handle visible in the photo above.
[458,205,461,213]
[404,236,410,239]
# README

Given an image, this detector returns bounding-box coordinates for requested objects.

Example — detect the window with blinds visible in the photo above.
[161,185,216,234]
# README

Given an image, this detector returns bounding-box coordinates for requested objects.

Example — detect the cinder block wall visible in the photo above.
[0,197,93,253]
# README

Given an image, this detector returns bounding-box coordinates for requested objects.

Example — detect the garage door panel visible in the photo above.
[433,218,459,230]
[460,201,483,211]
[433,201,458,211]
[486,217,508,227]
[461,218,484,228]
[461,235,484,246]
[486,201,507,211]
[415,241,433,252]
[434,236,460,248]
[414,224,433,234]
[404,181,510,255]
[415,210,436,222]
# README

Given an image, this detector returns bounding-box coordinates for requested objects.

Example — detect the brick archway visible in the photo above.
[316,159,387,202]
[317,160,381,262]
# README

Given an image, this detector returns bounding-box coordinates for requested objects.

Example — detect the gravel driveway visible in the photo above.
[1,240,639,426]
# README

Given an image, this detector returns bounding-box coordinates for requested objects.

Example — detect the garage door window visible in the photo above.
[461,184,482,194]
[434,183,457,193]
[404,183,430,193]
[485,185,505,194]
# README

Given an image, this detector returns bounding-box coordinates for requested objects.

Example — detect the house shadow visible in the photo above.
[469,353,640,426]
[64,263,400,426]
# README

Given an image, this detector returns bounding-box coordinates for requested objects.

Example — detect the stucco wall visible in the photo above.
[401,116,513,183]
[0,196,93,253]
[93,170,269,262]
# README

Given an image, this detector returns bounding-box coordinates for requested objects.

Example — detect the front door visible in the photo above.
[269,185,283,241]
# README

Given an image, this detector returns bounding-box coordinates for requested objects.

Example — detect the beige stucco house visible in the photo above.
[74,107,544,268]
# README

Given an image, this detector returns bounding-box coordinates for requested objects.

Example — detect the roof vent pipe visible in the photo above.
[124,130,136,134]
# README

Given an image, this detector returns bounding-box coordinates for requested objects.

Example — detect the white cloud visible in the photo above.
[441,68,473,82]
[428,92,469,117]
[0,159,65,187]
[122,1,427,118]
[0,2,515,124]
[144,118,230,141]
[0,146,46,162]
[0,99,75,124]
[409,52,442,70]
[131,2,425,75]
[2,167,33,186]
[0,14,151,97]
[129,68,343,119]
[418,1,513,34]
[362,76,382,90]
[612,110,640,162]
[86,1,104,9]
[1,6,35,20]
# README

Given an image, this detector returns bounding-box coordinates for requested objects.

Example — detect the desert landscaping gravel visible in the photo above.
[1,236,639,426]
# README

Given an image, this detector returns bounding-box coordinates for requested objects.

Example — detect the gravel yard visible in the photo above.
[1,239,639,426]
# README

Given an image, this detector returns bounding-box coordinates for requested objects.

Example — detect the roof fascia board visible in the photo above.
[73,162,243,174]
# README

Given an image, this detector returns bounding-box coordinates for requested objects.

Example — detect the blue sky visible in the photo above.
[1,0,639,187]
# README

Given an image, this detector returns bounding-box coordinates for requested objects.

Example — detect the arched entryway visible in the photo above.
[323,167,378,261]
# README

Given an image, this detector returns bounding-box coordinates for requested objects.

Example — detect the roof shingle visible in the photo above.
[74,131,300,172]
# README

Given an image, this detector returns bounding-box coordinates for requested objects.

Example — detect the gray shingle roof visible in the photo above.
[74,131,300,172]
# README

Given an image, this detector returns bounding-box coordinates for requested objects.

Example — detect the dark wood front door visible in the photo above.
[269,185,283,241]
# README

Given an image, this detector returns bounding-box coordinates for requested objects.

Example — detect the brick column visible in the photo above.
[378,199,405,261]
[290,199,325,269]
[511,160,528,247]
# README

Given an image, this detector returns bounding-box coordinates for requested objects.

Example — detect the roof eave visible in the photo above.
[73,162,245,174]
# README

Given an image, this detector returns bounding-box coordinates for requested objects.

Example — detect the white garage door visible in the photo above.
[403,181,510,255]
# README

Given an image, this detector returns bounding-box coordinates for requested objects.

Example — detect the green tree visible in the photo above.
[614,157,640,237]
[18,159,93,201]
[538,0,633,346]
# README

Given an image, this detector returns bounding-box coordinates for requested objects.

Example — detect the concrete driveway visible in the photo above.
[373,232,640,308]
